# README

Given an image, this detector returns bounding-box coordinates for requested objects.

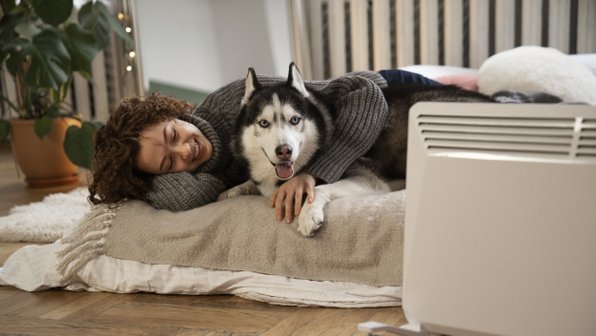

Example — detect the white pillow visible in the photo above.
[570,54,596,76]
[478,46,596,105]
[0,240,401,308]
[399,64,478,78]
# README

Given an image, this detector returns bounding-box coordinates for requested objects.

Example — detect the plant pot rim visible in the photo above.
[10,116,80,122]
[25,173,81,188]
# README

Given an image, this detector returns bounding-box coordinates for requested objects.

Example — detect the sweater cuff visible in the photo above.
[349,71,388,88]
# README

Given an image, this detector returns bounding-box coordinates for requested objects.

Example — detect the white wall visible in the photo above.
[264,0,293,76]
[134,0,293,93]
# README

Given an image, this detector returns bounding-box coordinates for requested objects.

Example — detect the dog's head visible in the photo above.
[234,63,326,182]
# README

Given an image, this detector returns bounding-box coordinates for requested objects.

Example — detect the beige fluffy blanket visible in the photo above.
[57,190,405,287]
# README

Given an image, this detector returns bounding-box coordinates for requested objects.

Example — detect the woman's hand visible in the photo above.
[271,172,315,223]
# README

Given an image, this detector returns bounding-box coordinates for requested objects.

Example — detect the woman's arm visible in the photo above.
[304,75,389,183]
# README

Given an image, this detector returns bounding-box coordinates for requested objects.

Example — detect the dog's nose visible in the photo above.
[275,145,293,161]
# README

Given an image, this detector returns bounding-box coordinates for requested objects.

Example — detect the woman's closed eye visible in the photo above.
[167,156,174,171]
[171,127,177,143]
[165,125,177,171]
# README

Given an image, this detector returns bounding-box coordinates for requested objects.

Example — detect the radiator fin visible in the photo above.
[578,118,596,157]
[291,0,595,80]
[416,114,596,159]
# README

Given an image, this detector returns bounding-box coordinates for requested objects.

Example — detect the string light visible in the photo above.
[117,1,139,78]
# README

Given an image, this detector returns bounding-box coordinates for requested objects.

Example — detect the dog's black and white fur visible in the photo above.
[225,63,493,236]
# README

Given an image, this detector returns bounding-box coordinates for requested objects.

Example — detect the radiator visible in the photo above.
[290,0,596,80]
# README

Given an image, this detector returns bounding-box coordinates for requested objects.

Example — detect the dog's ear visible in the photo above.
[241,67,261,106]
[287,62,309,97]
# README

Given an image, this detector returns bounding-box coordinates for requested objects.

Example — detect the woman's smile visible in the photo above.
[136,118,213,174]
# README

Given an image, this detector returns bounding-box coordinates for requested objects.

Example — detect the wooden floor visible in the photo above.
[0,142,404,335]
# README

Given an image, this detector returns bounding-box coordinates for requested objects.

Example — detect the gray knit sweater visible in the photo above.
[145,72,389,211]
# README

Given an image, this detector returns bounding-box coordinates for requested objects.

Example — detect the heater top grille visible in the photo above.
[417,114,596,160]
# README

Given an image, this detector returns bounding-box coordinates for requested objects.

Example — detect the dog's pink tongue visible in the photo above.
[275,163,294,180]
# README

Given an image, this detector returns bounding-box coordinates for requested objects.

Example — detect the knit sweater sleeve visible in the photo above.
[304,75,388,183]
[144,172,227,211]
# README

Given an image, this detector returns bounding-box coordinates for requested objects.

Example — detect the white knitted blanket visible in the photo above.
[0,188,90,243]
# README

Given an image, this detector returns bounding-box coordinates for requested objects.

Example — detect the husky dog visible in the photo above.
[227,63,493,237]
[227,63,390,236]
[232,64,334,198]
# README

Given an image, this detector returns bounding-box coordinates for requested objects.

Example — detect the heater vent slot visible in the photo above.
[418,115,576,158]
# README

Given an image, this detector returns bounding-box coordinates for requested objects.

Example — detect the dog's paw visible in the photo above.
[297,203,325,237]
[217,181,259,201]
[217,186,243,201]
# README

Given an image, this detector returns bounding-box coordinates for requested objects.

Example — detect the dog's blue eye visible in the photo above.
[258,120,270,128]
[290,116,302,125]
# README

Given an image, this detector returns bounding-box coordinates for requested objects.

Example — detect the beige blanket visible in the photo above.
[57,190,405,287]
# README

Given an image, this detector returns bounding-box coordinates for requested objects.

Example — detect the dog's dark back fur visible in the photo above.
[365,84,494,179]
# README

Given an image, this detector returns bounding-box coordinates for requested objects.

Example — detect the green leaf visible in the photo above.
[3,38,28,76]
[4,29,71,90]
[94,1,133,47]
[0,11,24,61]
[0,11,22,38]
[0,120,10,141]
[64,121,97,169]
[34,115,53,139]
[31,0,73,26]
[63,23,98,74]
[90,121,104,129]
[29,30,71,89]
[78,1,110,49]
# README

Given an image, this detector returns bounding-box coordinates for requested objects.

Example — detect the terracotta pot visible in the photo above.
[10,118,81,188]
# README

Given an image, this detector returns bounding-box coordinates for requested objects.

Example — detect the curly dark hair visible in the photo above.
[88,93,194,205]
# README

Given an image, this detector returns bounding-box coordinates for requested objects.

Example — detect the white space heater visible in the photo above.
[361,102,596,336]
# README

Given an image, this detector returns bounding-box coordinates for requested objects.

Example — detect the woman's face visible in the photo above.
[136,118,213,174]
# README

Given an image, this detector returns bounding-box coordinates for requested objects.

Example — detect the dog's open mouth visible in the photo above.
[275,162,295,180]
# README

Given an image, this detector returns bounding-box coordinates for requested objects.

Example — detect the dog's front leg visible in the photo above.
[297,174,389,237]
[217,180,261,201]
[296,184,331,237]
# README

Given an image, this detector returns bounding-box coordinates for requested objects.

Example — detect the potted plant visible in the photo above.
[0,0,131,186]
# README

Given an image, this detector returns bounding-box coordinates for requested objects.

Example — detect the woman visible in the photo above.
[88,69,440,222]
